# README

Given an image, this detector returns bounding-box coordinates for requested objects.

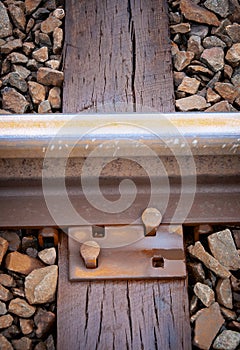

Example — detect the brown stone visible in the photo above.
[171,41,179,56]
[178,76,200,94]
[226,44,240,67]
[12,288,25,299]
[214,82,239,104]
[0,314,13,329]
[5,251,44,275]
[0,334,13,349]
[173,71,185,87]
[208,229,240,270]
[12,337,32,350]
[194,282,215,307]
[226,24,240,43]
[206,88,221,103]
[1,83,27,111]
[0,284,12,302]
[224,64,233,80]
[216,279,233,309]
[0,274,16,288]
[202,36,226,49]
[53,27,63,54]
[187,35,203,57]
[41,16,62,34]
[0,39,22,54]
[9,298,36,318]
[205,100,233,112]
[20,318,34,335]
[34,308,55,338]
[35,342,47,350]
[176,95,208,111]
[187,65,214,76]
[0,237,8,265]
[25,0,42,14]
[170,23,191,34]
[53,8,65,19]
[37,67,64,87]
[201,47,225,72]
[180,0,220,26]
[173,50,194,71]
[48,87,61,109]
[45,59,60,70]
[228,321,240,332]
[8,4,26,31]
[0,2,12,39]
[22,42,35,56]
[28,82,46,104]
[232,230,240,249]
[32,47,48,63]
[193,302,224,349]
[188,241,231,278]
[220,307,237,320]
[25,265,58,304]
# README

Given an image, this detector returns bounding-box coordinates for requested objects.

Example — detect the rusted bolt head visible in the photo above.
[80,241,100,269]
[142,208,162,236]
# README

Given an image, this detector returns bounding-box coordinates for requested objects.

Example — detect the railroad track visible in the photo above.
[0,0,240,349]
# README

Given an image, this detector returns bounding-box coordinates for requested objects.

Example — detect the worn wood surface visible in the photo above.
[58,234,191,350]
[59,0,191,349]
[63,0,175,113]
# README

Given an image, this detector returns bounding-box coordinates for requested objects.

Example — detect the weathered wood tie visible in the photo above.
[58,1,191,349]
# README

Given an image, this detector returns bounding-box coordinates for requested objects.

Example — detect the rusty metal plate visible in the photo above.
[68,225,186,280]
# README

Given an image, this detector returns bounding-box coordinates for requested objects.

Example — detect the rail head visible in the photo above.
[0,113,240,158]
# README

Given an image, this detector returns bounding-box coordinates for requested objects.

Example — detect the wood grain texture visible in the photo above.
[58,234,191,350]
[63,0,175,112]
[59,0,190,348]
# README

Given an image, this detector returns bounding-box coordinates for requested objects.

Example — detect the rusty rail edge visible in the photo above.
[0,113,240,227]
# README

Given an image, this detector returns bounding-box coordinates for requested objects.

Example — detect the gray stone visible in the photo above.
[200,47,225,72]
[190,24,209,38]
[213,330,240,350]
[12,65,31,80]
[0,334,13,349]
[208,229,240,270]
[0,231,21,252]
[38,248,56,265]
[216,278,233,309]
[202,36,226,49]
[0,301,7,315]
[25,265,58,304]
[204,0,229,17]
[0,39,22,54]
[9,298,36,318]
[194,282,215,307]
[188,241,231,278]
[226,24,240,43]
[8,73,28,93]
[38,100,52,113]
[7,52,28,64]
[0,2,12,39]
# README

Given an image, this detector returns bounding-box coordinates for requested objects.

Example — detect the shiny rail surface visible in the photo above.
[0,113,240,227]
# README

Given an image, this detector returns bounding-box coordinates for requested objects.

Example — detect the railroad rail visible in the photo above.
[0,113,239,228]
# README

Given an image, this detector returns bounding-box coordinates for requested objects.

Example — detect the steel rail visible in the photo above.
[0,113,240,227]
